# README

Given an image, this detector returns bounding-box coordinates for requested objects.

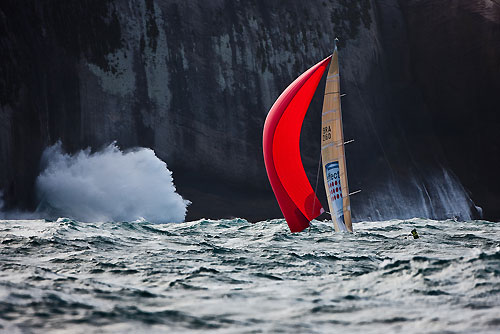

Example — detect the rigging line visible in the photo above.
[353,80,397,181]
[311,148,323,218]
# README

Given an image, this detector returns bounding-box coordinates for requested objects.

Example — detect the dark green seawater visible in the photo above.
[0,218,499,333]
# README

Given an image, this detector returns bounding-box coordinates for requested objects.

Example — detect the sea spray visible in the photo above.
[35,142,189,223]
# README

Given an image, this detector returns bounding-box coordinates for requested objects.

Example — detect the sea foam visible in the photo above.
[36,142,189,223]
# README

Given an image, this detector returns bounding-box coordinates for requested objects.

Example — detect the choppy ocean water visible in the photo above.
[0,218,498,333]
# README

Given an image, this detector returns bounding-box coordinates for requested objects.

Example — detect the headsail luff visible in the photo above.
[263,57,331,233]
[321,43,353,232]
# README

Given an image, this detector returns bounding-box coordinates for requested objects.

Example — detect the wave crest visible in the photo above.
[36,142,189,223]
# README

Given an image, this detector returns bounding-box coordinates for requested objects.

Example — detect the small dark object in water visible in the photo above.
[411,229,419,239]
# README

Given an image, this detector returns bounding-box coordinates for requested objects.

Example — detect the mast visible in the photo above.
[320,39,353,232]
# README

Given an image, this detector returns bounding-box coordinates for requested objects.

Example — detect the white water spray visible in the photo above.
[36,142,189,223]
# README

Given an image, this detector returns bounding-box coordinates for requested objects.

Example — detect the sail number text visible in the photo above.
[322,125,332,141]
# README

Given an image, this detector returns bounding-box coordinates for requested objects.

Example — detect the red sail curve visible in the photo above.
[263,56,331,232]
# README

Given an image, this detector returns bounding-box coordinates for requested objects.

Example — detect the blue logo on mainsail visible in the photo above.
[325,161,347,231]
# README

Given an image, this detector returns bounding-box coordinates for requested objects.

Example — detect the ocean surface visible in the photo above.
[0,218,499,333]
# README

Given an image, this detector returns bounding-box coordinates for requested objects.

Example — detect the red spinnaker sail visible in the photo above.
[263,56,331,232]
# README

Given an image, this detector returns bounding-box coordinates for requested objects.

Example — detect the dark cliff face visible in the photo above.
[0,1,123,211]
[400,0,500,219]
[0,0,498,221]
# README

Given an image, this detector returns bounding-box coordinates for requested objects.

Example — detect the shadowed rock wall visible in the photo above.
[400,0,500,220]
[0,0,498,221]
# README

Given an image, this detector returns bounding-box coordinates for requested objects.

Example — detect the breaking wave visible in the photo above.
[35,142,189,223]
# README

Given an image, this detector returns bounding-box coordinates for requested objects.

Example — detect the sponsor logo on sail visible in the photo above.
[325,161,347,231]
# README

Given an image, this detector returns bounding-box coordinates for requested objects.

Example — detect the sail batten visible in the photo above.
[263,56,331,232]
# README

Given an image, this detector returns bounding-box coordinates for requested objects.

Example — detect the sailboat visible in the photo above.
[263,40,353,233]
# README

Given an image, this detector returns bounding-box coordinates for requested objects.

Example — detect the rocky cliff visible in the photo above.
[1,0,498,221]
[400,0,500,219]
